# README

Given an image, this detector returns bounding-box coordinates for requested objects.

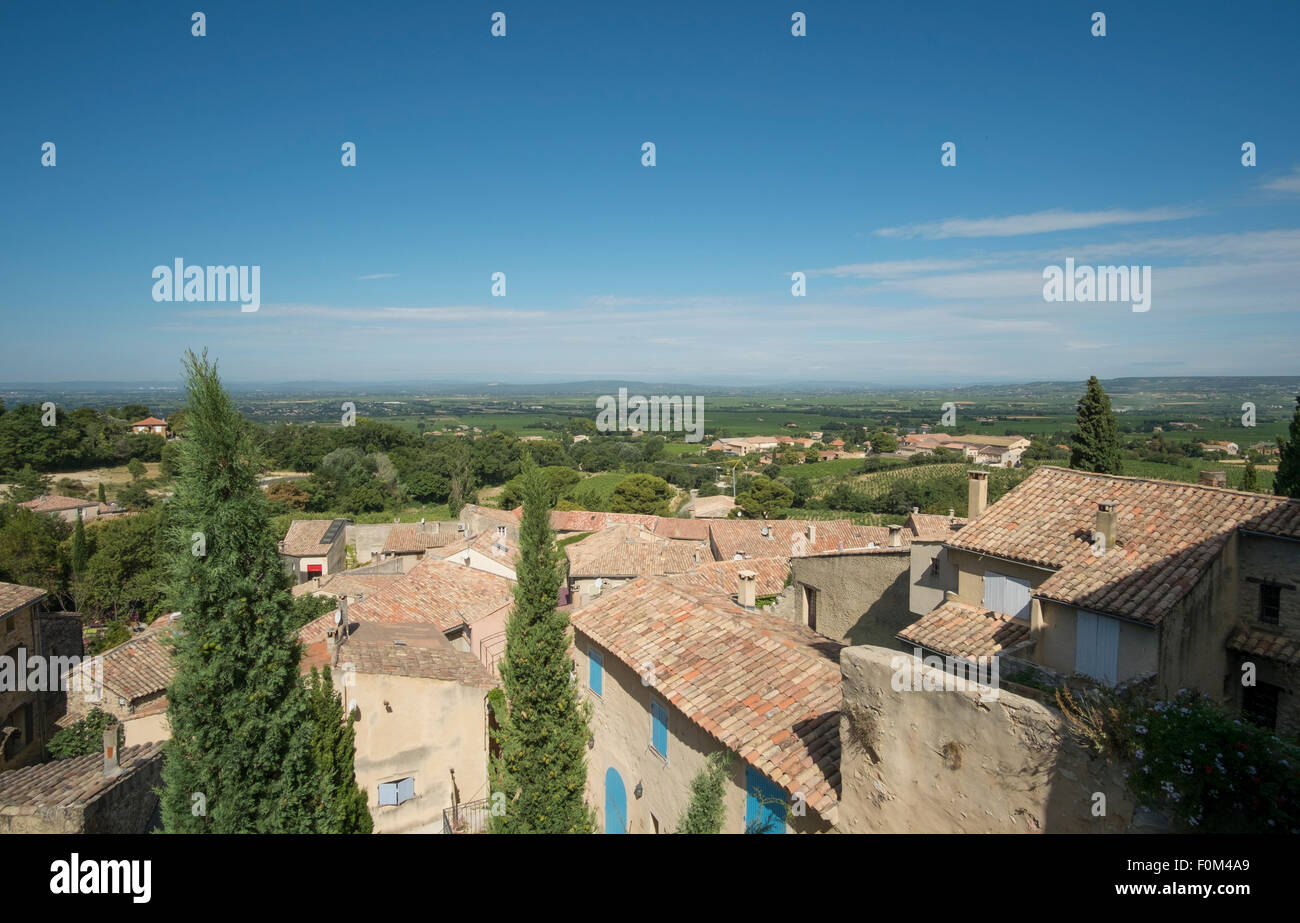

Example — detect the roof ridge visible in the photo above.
[1034,464,1296,502]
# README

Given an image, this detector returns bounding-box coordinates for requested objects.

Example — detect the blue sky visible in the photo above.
[2,1,1297,385]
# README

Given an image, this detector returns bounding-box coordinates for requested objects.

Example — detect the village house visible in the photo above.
[19,494,116,524]
[291,571,402,606]
[61,614,181,746]
[130,416,168,436]
[1,583,53,770]
[306,555,516,672]
[565,524,708,606]
[279,518,349,584]
[571,577,840,834]
[897,467,1300,736]
[378,522,460,572]
[907,508,968,618]
[302,620,498,834]
[1199,440,1240,455]
[433,527,519,580]
[901,433,1030,467]
[460,503,521,542]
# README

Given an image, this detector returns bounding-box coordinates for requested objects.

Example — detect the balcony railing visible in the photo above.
[442,798,490,834]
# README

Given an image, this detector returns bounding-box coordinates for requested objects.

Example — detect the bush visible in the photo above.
[48,708,123,760]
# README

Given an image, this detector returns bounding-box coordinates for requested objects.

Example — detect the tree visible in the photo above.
[70,509,88,574]
[76,505,167,619]
[736,477,794,519]
[489,456,594,833]
[1274,395,1300,499]
[609,473,674,516]
[127,457,147,480]
[305,667,372,833]
[677,751,731,834]
[116,481,154,511]
[97,481,106,503]
[160,350,322,833]
[0,504,69,599]
[1069,376,1121,474]
[1242,457,1258,492]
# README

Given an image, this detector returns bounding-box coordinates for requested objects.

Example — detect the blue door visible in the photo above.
[604,767,627,834]
[745,766,787,834]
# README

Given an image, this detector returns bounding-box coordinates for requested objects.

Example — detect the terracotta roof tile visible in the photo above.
[709,519,911,560]
[947,466,1300,625]
[897,598,1031,661]
[0,582,45,619]
[1227,627,1300,666]
[382,524,459,554]
[347,555,514,632]
[565,524,707,578]
[0,742,164,808]
[18,495,97,514]
[667,556,791,597]
[336,622,499,686]
[571,578,842,816]
[280,519,348,557]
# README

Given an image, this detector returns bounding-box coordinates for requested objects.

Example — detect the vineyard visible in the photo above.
[849,463,1030,499]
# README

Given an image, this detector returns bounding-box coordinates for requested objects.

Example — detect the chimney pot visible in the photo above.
[737,570,757,608]
[888,524,903,547]
[808,523,817,545]
[1095,501,1117,553]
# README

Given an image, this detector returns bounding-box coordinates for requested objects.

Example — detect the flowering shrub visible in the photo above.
[1125,691,1300,834]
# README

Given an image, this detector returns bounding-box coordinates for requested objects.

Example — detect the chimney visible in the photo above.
[807,523,817,545]
[103,726,121,778]
[1198,470,1227,488]
[967,470,989,519]
[737,570,757,608]
[462,551,471,566]
[689,488,699,499]
[911,506,919,515]
[1095,502,1117,553]
[947,508,955,521]
[888,524,903,548]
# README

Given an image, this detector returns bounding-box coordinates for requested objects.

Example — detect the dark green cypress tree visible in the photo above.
[489,455,594,833]
[160,350,320,832]
[306,666,372,833]
[97,481,106,503]
[1274,396,1300,499]
[1242,457,1258,492]
[1069,376,1122,474]
[70,509,88,574]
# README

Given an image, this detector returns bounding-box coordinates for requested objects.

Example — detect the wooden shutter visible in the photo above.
[397,777,415,804]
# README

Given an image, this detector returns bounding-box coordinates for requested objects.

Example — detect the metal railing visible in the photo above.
[442,798,491,834]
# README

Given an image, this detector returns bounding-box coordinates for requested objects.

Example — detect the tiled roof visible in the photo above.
[652,518,712,541]
[0,742,164,808]
[907,512,969,541]
[0,582,46,619]
[1227,627,1300,666]
[382,524,458,554]
[348,555,515,632]
[290,572,400,599]
[947,466,1299,625]
[666,556,790,597]
[437,528,520,566]
[18,495,97,513]
[572,578,842,816]
[281,519,347,557]
[97,616,183,703]
[462,504,519,527]
[709,519,910,560]
[565,524,707,578]
[130,417,167,427]
[897,598,1032,661]
[336,622,499,686]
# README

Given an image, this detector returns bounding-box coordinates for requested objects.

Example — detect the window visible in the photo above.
[650,700,668,758]
[802,585,818,631]
[1260,584,1281,625]
[588,648,603,697]
[378,777,415,806]
[1243,682,1280,731]
[307,564,323,578]
[929,555,940,577]
[3,615,12,634]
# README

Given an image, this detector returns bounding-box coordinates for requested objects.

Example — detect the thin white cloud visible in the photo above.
[1259,165,1300,194]
[356,273,398,280]
[875,206,1203,240]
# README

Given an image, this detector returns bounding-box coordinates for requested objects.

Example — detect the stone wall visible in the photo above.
[786,551,911,648]
[835,645,1137,833]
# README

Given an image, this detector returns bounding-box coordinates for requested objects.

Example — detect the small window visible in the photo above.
[1260,584,1281,625]
[378,777,415,806]
[650,700,668,758]
[1243,683,1280,731]
[3,616,13,634]
[930,555,940,577]
[588,648,603,697]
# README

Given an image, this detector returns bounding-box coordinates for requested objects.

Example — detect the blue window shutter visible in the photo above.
[378,782,397,806]
[589,649,603,696]
[651,701,668,756]
[745,766,788,834]
[397,777,415,804]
